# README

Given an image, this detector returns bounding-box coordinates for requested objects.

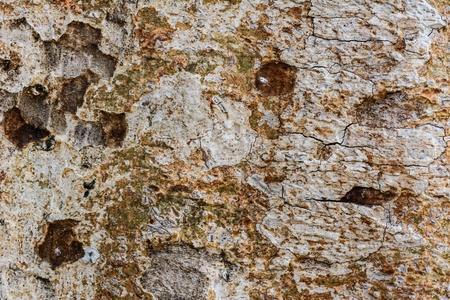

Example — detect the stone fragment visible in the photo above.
[71,120,105,148]
[17,84,50,129]
[58,71,98,114]
[99,111,127,147]
[37,219,84,269]
[81,248,100,264]
[43,22,117,79]
[343,124,446,166]
[140,245,213,299]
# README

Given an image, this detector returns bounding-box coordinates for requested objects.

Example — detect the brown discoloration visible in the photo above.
[255,62,297,96]
[58,72,98,114]
[264,174,286,183]
[136,28,174,57]
[356,92,422,128]
[53,0,82,12]
[0,170,6,185]
[135,6,174,57]
[287,2,311,20]
[341,187,396,206]
[3,107,50,148]
[99,111,127,147]
[58,22,102,50]
[37,219,84,269]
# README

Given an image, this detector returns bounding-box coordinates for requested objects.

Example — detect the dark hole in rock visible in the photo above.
[341,187,396,206]
[59,72,98,114]
[81,163,91,169]
[356,92,422,128]
[0,58,18,73]
[58,22,102,50]
[106,5,127,26]
[37,219,84,269]
[169,185,190,193]
[3,107,50,149]
[17,85,50,129]
[30,84,47,96]
[255,61,297,96]
[99,111,127,147]
[34,136,56,151]
[35,275,55,297]
[49,108,67,135]
[147,184,160,192]
[83,179,96,190]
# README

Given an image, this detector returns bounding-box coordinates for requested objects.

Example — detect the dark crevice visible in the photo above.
[340,187,396,206]
[304,187,396,207]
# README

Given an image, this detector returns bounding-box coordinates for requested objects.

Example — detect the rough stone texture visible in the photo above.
[0,0,449,299]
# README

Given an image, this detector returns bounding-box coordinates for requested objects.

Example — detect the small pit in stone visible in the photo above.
[3,107,50,148]
[341,187,396,206]
[37,219,84,269]
[255,61,297,96]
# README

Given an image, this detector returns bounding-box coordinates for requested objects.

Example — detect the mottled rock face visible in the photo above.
[0,0,449,299]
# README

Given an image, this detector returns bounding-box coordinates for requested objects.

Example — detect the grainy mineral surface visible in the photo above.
[0,0,450,299]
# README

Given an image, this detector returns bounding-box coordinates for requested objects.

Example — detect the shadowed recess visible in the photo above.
[341,187,396,206]
[37,219,84,269]
[3,107,50,148]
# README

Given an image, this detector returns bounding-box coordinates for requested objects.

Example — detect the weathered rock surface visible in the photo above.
[0,0,449,299]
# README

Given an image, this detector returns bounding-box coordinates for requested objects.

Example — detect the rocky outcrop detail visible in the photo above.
[0,0,449,299]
